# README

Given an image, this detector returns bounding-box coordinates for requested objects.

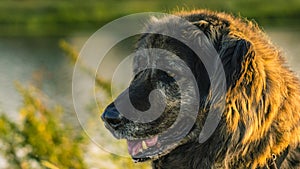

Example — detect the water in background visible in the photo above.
[0,37,73,119]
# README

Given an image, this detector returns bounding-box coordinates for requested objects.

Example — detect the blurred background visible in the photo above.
[0,0,299,169]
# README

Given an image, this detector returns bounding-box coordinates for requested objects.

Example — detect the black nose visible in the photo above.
[101,103,123,129]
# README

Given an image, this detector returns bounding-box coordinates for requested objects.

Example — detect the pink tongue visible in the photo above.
[145,135,158,147]
[127,135,158,156]
[127,140,142,156]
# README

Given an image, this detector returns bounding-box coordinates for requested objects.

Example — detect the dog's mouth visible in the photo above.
[103,118,197,162]
[127,135,159,161]
[125,125,196,162]
[102,109,198,162]
[126,134,179,162]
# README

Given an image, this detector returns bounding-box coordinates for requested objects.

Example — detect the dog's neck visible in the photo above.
[151,141,222,169]
[151,137,293,169]
[150,116,227,169]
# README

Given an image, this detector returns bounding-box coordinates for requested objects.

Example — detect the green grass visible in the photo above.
[0,0,300,36]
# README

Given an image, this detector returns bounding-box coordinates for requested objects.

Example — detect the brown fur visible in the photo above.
[103,10,300,169]
[178,10,300,168]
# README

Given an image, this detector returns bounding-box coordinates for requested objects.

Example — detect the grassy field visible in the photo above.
[0,0,300,36]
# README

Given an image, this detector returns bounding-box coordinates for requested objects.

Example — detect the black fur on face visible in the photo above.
[101,13,242,161]
[102,30,214,161]
[117,67,181,138]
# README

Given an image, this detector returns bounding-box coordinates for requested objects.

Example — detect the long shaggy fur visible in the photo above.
[103,10,300,169]
[152,10,300,169]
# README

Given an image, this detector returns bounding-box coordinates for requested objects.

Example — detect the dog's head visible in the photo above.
[101,14,251,162]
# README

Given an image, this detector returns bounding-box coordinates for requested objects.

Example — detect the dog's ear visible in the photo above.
[219,37,252,87]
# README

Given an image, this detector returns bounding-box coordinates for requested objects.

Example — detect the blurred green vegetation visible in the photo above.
[0,83,87,169]
[0,0,299,37]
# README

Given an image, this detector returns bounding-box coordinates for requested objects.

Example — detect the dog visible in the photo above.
[102,10,300,169]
